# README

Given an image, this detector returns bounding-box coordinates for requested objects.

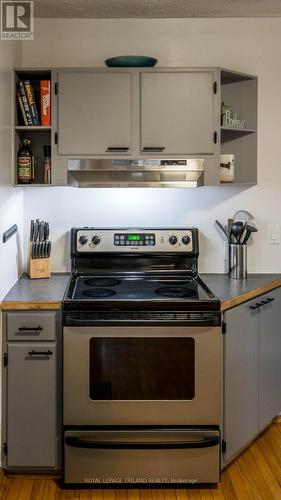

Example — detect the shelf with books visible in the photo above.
[14,69,53,186]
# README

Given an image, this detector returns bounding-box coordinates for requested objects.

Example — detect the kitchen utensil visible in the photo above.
[105,55,158,67]
[233,210,256,228]
[39,221,45,241]
[215,220,228,240]
[47,241,51,258]
[33,221,39,241]
[242,224,258,245]
[30,220,34,241]
[229,243,247,279]
[44,222,49,241]
[230,221,244,244]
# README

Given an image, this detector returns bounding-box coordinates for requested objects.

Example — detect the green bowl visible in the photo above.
[105,55,158,67]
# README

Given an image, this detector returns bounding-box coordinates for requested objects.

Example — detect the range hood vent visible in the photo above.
[67,159,204,188]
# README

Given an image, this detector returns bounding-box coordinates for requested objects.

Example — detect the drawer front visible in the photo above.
[7,312,57,341]
[64,428,220,485]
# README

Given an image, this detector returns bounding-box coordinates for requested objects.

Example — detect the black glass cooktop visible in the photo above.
[70,275,213,302]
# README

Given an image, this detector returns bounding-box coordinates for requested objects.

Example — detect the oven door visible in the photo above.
[63,326,221,426]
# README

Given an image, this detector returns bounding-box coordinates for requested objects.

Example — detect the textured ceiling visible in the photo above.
[34,0,281,18]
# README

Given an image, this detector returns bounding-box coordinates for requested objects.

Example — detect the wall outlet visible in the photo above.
[268,224,280,245]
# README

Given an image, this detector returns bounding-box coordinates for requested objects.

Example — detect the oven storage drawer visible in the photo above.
[64,428,220,485]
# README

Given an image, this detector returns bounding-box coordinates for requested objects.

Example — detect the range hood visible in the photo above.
[67,159,205,188]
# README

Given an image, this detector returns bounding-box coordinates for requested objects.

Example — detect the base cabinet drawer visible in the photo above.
[7,312,57,341]
[6,342,58,469]
[64,428,220,485]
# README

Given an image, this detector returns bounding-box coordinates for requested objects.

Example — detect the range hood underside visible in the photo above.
[67,159,205,188]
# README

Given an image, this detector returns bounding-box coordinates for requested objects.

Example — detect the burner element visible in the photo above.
[84,278,121,288]
[82,289,116,298]
[155,286,197,298]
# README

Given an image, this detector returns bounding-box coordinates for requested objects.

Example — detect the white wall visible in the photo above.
[0,41,23,298]
[22,18,281,273]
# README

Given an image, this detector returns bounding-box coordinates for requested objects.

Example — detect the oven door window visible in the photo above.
[89,338,195,400]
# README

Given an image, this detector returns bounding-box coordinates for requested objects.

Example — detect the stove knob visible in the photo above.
[182,235,191,245]
[79,235,88,245]
[169,235,178,245]
[92,235,101,245]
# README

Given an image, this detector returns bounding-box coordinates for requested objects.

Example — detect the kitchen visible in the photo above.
[1,0,281,498]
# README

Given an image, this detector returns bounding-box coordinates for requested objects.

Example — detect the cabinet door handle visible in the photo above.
[28,350,53,356]
[265,297,275,303]
[106,147,130,152]
[141,147,165,153]
[18,326,43,332]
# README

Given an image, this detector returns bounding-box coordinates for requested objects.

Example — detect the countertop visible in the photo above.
[1,273,281,311]
[201,273,281,311]
[0,273,69,310]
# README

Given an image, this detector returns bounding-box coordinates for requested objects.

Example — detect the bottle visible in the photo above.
[17,138,33,184]
[43,145,51,184]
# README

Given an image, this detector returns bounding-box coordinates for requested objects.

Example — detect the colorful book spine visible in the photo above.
[17,91,28,126]
[24,80,39,125]
[18,81,33,125]
[40,80,51,126]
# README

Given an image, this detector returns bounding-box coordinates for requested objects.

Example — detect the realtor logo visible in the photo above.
[1,1,34,39]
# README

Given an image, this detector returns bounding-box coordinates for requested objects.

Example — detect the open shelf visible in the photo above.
[219,69,257,186]
[14,69,53,186]
[15,126,51,131]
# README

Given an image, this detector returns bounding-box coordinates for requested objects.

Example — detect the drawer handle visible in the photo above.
[28,350,53,356]
[106,147,130,152]
[65,435,219,450]
[141,147,165,152]
[18,326,43,332]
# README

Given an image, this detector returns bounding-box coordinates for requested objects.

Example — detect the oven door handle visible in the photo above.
[65,435,220,450]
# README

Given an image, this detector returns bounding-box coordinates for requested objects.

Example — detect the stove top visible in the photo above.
[69,275,212,302]
[63,227,221,320]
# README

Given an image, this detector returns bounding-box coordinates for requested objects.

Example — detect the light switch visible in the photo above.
[268,224,280,245]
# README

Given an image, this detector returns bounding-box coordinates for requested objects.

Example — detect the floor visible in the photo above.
[1,421,281,499]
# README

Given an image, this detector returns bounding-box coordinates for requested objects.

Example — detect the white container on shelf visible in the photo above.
[220,154,235,183]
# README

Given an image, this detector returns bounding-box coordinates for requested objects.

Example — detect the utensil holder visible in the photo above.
[28,243,51,279]
[229,244,247,279]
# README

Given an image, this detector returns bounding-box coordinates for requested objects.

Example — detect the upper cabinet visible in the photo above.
[140,71,216,156]
[57,71,132,156]
[12,67,257,188]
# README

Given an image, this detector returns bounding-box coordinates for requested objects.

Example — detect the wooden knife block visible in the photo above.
[28,243,51,279]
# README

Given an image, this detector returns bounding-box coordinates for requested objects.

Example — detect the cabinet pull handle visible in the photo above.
[250,302,263,310]
[141,147,165,152]
[266,297,275,303]
[18,326,43,332]
[28,350,53,356]
[106,147,130,152]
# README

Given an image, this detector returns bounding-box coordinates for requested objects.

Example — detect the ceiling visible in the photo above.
[35,0,281,18]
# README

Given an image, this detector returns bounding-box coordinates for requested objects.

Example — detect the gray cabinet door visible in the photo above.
[58,71,132,155]
[6,343,57,468]
[224,300,259,462]
[140,71,215,155]
[259,287,281,429]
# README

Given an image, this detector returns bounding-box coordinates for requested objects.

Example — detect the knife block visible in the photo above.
[28,244,51,279]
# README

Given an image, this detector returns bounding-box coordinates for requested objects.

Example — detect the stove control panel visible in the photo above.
[75,229,197,253]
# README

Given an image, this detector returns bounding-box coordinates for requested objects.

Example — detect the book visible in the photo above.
[40,80,51,126]
[18,81,33,125]
[16,91,28,126]
[24,80,39,125]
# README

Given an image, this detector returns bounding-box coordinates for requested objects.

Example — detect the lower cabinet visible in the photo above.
[2,311,61,471]
[223,287,281,464]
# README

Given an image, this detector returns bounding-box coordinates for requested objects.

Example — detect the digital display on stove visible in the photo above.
[114,233,155,246]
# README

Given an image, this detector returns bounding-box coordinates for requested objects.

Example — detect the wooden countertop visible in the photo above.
[1,273,281,312]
